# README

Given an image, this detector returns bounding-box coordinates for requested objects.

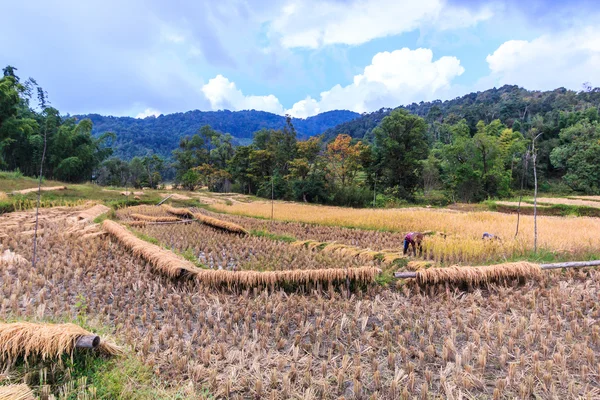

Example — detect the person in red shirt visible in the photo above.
[403,232,424,256]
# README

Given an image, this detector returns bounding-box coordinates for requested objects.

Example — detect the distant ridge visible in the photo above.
[77,109,360,159]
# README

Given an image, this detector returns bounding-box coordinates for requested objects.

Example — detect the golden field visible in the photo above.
[212,201,600,263]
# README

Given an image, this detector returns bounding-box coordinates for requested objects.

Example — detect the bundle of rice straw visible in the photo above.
[162,205,248,234]
[71,204,110,223]
[0,322,123,364]
[0,384,35,400]
[161,204,193,218]
[415,262,542,285]
[130,213,181,223]
[103,220,200,278]
[194,266,381,288]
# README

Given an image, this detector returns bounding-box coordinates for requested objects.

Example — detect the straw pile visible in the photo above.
[71,204,110,223]
[102,220,200,278]
[161,204,193,218]
[194,266,382,288]
[293,240,403,264]
[0,384,34,400]
[12,186,67,195]
[415,262,542,285]
[162,205,248,234]
[0,322,123,363]
[130,213,181,223]
[0,250,28,266]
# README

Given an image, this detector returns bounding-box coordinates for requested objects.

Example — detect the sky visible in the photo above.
[1,0,598,119]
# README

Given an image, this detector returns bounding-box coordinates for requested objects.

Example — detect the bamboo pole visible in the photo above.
[157,194,173,206]
[393,260,600,279]
[76,335,101,349]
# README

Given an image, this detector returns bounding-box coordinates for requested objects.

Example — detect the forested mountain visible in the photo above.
[78,109,359,159]
[323,85,600,141]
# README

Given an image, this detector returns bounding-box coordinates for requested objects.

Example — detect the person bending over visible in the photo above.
[403,232,424,256]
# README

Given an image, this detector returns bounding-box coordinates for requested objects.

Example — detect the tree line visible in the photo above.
[0,66,113,182]
[99,104,600,206]
[2,64,599,205]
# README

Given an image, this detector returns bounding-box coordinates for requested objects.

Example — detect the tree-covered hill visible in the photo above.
[323,85,600,141]
[78,109,359,159]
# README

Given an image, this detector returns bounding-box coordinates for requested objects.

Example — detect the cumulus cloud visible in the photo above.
[270,0,493,48]
[135,108,162,119]
[287,48,464,117]
[485,26,600,90]
[202,75,285,114]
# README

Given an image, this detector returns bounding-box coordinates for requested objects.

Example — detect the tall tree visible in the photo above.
[371,109,429,199]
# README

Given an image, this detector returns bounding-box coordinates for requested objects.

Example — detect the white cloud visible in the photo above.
[485,26,600,90]
[286,48,464,117]
[202,75,285,114]
[135,108,162,118]
[269,0,493,49]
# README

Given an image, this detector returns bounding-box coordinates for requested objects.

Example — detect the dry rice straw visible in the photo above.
[0,384,34,400]
[0,322,123,364]
[415,261,542,285]
[130,213,181,223]
[162,205,248,234]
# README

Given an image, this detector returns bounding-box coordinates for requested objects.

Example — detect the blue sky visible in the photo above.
[1,0,598,118]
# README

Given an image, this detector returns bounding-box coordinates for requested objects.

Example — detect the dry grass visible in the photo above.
[12,186,67,195]
[0,322,122,364]
[130,213,181,223]
[212,201,600,264]
[416,262,543,285]
[536,197,600,208]
[102,220,200,278]
[0,192,8,201]
[0,384,34,400]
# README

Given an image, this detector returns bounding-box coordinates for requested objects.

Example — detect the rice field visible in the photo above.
[1,201,600,398]
[211,201,600,264]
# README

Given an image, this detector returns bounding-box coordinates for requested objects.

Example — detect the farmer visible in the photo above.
[403,232,424,256]
[482,232,501,241]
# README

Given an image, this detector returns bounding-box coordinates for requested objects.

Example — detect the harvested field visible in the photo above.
[211,202,600,263]
[134,221,381,272]
[1,223,599,398]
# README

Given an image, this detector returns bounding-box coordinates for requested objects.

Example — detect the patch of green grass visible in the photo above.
[249,229,297,243]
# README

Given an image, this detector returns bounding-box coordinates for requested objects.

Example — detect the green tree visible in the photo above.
[371,109,429,199]
[550,120,600,193]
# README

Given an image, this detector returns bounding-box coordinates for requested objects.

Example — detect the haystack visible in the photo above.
[0,322,122,364]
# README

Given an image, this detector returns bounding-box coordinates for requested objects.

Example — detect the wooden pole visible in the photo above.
[157,194,173,206]
[393,259,600,279]
[76,335,100,349]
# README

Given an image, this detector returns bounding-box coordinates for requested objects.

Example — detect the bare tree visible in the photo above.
[514,147,530,238]
[32,88,50,268]
[531,131,542,253]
